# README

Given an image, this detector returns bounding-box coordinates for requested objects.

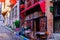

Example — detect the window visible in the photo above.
[57,3,60,15]
[9,12,11,20]
[54,2,60,16]
[20,0,25,4]
[9,11,12,20]
[14,6,17,18]
[12,9,14,18]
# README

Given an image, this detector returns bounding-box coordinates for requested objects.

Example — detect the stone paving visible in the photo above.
[0,25,21,40]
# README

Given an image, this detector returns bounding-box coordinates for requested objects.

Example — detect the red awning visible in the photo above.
[10,0,17,5]
[0,0,5,2]
[20,1,45,14]
[39,1,45,13]
[20,1,45,20]
[20,4,25,9]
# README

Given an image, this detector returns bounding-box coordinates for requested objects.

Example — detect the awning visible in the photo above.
[40,1,45,13]
[10,0,17,5]
[20,1,45,14]
[0,0,5,2]
[20,1,45,20]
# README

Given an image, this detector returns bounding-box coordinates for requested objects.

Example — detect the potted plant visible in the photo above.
[14,20,20,31]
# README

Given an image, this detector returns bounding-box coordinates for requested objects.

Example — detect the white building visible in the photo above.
[9,0,20,28]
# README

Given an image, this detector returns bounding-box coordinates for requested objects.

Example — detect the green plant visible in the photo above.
[50,6,53,13]
[14,20,20,28]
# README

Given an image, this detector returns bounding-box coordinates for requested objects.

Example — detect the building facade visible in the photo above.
[20,0,53,40]
[9,0,20,29]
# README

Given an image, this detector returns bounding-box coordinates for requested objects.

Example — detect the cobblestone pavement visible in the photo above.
[0,25,21,40]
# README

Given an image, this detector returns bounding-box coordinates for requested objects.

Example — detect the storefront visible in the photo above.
[20,0,48,40]
[24,10,47,39]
